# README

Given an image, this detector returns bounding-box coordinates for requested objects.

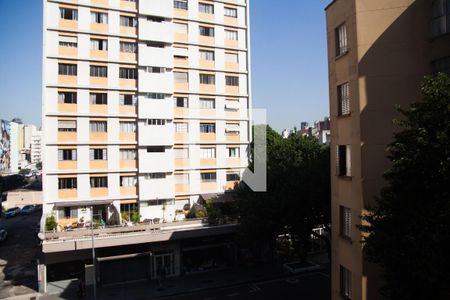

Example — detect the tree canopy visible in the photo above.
[237,126,330,260]
[360,73,450,299]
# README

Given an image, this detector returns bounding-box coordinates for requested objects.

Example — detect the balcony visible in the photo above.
[138,70,173,94]
[139,21,172,44]
[139,0,172,19]
[138,150,174,173]
[139,176,174,200]
[138,123,174,146]
[138,45,173,68]
[138,98,173,119]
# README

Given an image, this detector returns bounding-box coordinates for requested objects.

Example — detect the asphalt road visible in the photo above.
[0,209,41,299]
[155,272,330,300]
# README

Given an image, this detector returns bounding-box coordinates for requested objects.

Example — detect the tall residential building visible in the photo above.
[41,0,250,289]
[31,130,43,164]
[326,0,449,299]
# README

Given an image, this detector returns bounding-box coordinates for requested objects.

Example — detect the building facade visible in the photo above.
[31,130,43,164]
[326,0,449,299]
[42,0,251,289]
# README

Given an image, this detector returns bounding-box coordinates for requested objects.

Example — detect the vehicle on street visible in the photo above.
[0,229,7,242]
[20,205,35,215]
[5,207,21,218]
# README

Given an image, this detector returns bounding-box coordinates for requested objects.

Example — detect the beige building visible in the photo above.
[326,0,449,299]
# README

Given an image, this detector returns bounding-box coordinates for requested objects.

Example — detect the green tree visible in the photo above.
[237,126,330,261]
[360,74,450,299]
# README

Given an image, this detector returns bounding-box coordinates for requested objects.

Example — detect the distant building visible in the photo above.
[297,117,330,144]
[31,130,43,164]
[1,120,19,174]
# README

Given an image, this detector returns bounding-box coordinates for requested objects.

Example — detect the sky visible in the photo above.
[0,0,330,132]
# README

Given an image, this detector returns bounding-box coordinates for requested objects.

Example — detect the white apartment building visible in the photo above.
[41,0,251,289]
[31,130,43,164]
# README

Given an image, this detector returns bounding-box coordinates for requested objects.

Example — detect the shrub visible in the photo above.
[131,211,141,223]
[45,215,57,231]
[121,212,130,221]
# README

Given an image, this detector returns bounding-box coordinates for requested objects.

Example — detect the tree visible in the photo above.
[360,74,450,300]
[237,126,330,261]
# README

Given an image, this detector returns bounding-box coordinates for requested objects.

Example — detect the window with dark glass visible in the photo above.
[90,176,108,188]
[58,178,77,189]
[119,68,137,79]
[58,63,77,76]
[199,26,215,37]
[90,93,107,105]
[58,92,77,104]
[90,65,107,77]
[200,123,216,133]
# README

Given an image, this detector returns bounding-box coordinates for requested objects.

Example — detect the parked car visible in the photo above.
[5,207,21,218]
[20,205,35,215]
[0,229,7,242]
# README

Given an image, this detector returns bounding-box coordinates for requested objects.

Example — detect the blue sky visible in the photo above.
[0,0,330,131]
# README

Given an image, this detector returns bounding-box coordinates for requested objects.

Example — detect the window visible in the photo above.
[58,120,77,132]
[58,178,77,189]
[147,93,167,100]
[340,206,351,238]
[340,266,352,299]
[199,26,215,37]
[175,122,189,133]
[199,3,214,14]
[227,147,240,158]
[120,176,137,187]
[121,203,138,216]
[200,50,215,61]
[174,174,189,184]
[90,65,107,77]
[225,76,239,86]
[174,148,189,158]
[120,122,136,133]
[335,23,348,57]
[120,42,137,53]
[432,0,450,37]
[225,30,238,40]
[60,8,78,20]
[201,172,216,182]
[199,98,215,109]
[337,83,350,116]
[147,41,166,48]
[58,92,77,104]
[145,173,166,179]
[224,7,237,18]
[174,0,188,10]
[120,94,136,106]
[226,172,240,181]
[200,74,215,85]
[174,97,188,108]
[144,199,175,206]
[90,93,107,105]
[147,146,165,153]
[146,67,167,73]
[91,12,108,24]
[91,39,108,51]
[58,149,77,161]
[174,22,188,33]
[90,121,107,132]
[225,99,240,110]
[120,16,137,27]
[200,123,215,133]
[90,148,107,160]
[90,176,108,188]
[337,145,351,177]
[58,63,77,76]
[147,16,165,22]
[432,56,450,75]
[59,35,77,47]
[60,207,78,219]
[226,123,240,133]
[174,72,188,83]
[120,149,136,160]
[147,119,166,125]
[225,52,238,64]
[119,68,137,79]
[200,147,216,159]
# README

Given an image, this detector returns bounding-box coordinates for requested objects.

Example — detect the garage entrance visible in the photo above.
[98,253,150,286]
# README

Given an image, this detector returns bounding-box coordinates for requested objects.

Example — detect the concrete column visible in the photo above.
[37,261,47,293]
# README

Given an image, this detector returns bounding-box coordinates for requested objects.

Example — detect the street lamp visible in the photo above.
[90,205,97,300]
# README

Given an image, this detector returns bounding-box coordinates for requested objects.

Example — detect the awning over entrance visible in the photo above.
[53,200,113,208]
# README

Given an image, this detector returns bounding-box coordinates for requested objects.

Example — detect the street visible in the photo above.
[0,209,40,299]
[153,272,330,300]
